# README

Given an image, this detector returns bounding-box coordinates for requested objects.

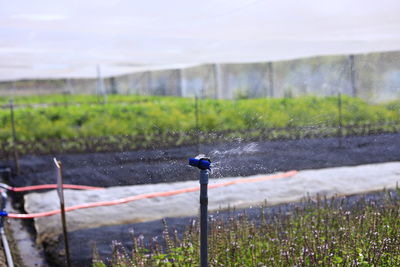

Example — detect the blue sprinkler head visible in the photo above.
[189,157,211,170]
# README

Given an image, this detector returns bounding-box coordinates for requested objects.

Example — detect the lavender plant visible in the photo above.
[93,190,400,266]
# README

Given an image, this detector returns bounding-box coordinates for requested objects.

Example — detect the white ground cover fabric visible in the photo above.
[24,161,400,243]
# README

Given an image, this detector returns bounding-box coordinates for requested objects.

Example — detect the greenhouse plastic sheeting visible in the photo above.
[1,0,400,80]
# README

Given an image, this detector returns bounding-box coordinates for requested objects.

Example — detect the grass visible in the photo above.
[0,95,399,155]
[93,190,400,266]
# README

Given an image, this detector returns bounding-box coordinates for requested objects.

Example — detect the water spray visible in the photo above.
[189,156,211,267]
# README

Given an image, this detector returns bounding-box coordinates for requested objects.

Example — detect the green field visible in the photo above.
[93,190,400,266]
[0,95,399,155]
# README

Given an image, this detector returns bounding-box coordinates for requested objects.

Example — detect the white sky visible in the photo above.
[0,0,400,81]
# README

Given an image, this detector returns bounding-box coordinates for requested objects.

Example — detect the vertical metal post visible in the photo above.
[176,69,183,97]
[96,65,100,103]
[35,80,42,103]
[195,96,200,154]
[96,65,107,104]
[199,169,209,267]
[63,91,69,108]
[337,93,343,148]
[66,78,74,95]
[349,55,357,97]
[147,71,152,96]
[9,100,20,175]
[213,64,222,99]
[54,158,71,267]
[189,157,211,267]
[268,62,274,98]
[12,80,16,96]
[110,77,117,94]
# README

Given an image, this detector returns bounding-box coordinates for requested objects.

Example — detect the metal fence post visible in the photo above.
[9,100,20,175]
[349,55,357,97]
[194,96,200,154]
[268,61,274,98]
[337,93,343,148]
[189,157,211,267]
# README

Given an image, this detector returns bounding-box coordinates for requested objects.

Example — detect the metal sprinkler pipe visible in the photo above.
[189,157,211,267]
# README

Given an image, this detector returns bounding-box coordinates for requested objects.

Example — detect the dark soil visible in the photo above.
[1,133,400,266]
[6,133,400,188]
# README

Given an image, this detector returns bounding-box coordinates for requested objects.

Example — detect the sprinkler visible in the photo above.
[189,156,211,267]
[189,157,211,170]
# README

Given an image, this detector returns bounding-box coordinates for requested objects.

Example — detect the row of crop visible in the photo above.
[0,96,399,156]
[1,96,398,140]
[1,122,399,157]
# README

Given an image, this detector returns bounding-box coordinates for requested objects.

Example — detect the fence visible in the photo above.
[1,51,399,103]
